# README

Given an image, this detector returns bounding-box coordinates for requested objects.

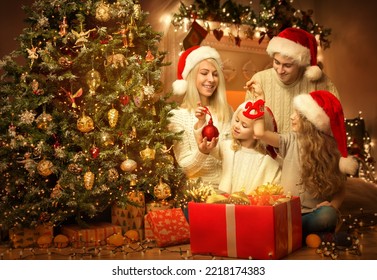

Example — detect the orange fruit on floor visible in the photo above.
[124,229,139,243]
[305,234,322,248]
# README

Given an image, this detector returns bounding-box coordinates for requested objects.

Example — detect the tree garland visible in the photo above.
[172,0,331,49]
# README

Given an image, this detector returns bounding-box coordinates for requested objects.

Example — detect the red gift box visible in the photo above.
[189,196,302,259]
[61,222,122,248]
[145,208,190,247]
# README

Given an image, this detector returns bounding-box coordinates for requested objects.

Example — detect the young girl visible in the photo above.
[252,88,358,239]
[169,46,233,187]
[195,101,281,194]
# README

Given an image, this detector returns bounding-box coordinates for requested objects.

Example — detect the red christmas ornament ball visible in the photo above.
[90,146,100,159]
[119,95,130,106]
[202,120,219,141]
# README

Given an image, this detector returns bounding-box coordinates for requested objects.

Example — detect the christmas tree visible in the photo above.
[0,0,186,230]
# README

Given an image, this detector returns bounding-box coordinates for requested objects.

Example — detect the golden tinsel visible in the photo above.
[249,182,284,196]
[182,180,215,204]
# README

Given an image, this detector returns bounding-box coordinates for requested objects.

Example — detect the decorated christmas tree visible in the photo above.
[0,0,186,230]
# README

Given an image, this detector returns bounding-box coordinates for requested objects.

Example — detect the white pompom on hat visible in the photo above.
[293,90,358,175]
[172,45,222,95]
[266,27,322,81]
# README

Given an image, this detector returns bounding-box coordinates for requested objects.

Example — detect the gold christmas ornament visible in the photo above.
[140,145,156,161]
[100,131,115,146]
[84,170,95,190]
[31,79,44,95]
[108,168,119,182]
[130,126,137,138]
[37,159,54,177]
[86,69,101,95]
[36,111,53,130]
[77,113,94,133]
[133,3,142,20]
[154,178,171,200]
[120,158,137,172]
[59,16,68,37]
[68,163,82,174]
[95,2,111,22]
[108,107,119,128]
[58,56,72,68]
[50,183,63,199]
[130,178,137,186]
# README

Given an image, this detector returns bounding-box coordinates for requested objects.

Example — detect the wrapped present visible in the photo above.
[9,224,53,248]
[189,196,302,259]
[111,191,145,239]
[61,222,121,248]
[145,208,190,247]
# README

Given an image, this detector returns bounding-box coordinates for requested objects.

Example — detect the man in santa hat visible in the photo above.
[245,27,340,134]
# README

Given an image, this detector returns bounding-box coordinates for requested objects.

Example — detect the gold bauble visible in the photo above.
[36,112,53,130]
[77,113,94,133]
[120,158,137,172]
[95,2,111,22]
[130,178,137,186]
[37,159,54,177]
[140,145,156,161]
[100,131,115,146]
[84,171,95,190]
[153,178,171,200]
[108,108,119,128]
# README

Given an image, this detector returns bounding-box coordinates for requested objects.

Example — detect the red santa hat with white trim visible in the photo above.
[266,27,322,81]
[293,90,358,175]
[172,45,222,95]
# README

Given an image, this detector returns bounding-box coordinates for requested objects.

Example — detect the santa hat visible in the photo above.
[293,90,358,175]
[266,27,322,81]
[172,45,222,95]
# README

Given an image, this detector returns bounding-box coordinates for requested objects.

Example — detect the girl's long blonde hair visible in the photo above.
[297,116,346,199]
[180,58,233,124]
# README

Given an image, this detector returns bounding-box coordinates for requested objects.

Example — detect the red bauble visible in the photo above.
[119,95,130,106]
[202,119,219,141]
[90,146,100,159]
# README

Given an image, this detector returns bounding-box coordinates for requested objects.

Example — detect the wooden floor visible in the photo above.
[1,226,376,260]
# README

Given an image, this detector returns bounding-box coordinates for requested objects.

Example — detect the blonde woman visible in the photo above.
[169,46,233,188]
